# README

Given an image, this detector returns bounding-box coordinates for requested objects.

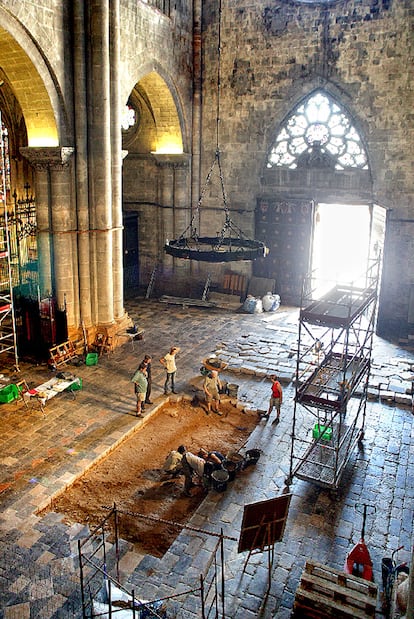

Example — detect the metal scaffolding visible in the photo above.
[286,259,380,490]
[0,111,19,371]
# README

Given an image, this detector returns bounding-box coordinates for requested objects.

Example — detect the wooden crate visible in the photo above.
[293,560,378,619]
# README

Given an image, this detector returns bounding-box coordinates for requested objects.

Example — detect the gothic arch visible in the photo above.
[266,88,370,173]
[124,62,187,154]
[0,10,65,146]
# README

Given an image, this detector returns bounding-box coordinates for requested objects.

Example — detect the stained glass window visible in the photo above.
[121,104,136,131]
[267,91,368,170]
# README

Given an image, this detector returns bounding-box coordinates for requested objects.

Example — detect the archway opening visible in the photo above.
[311,203,383,298]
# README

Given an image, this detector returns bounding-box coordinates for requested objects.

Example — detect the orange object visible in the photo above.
[344,503,375,581]
[344,540,374,581]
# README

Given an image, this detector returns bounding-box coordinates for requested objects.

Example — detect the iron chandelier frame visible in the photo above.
[164,0,268,263]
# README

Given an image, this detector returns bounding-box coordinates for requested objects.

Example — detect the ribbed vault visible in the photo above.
[138,71,183,153]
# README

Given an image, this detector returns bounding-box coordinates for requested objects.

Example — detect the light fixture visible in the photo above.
[164,0,268,263]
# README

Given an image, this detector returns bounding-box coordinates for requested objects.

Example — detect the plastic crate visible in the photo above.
[312,423,332,441]
[66,377,82,392]
[0,383,19,403]
[85,352,98,366]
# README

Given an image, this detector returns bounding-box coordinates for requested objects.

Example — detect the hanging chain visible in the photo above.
[216,0,230,218]
[185,0,232,239]
[177,0,251,249]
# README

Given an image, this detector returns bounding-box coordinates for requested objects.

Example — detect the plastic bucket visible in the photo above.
[226,451,245,471]
[211,469,229,492]
[313,423,332,441]
[223,460,237,482]
[0,384,19,403]
[85,352,98,366]
[227,383,239,398]
[243,449,261,468]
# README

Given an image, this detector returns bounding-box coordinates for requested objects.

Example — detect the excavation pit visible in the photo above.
[42,396,258,557]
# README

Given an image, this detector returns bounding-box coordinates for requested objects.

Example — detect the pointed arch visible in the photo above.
[0,10,63,146]
[267,89,369,171]
[122,63,187,155]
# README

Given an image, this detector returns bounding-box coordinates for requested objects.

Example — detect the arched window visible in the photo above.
[267,90,368,171]
[121,103,138,131]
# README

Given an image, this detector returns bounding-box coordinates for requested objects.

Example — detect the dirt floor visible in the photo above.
[45,397,258,557]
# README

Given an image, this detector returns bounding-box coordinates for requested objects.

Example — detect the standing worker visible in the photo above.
[131,363,148,418]
[203,370,222,416]
[160,346,180,395]
[141,354,153,406]
[262,374,283,424]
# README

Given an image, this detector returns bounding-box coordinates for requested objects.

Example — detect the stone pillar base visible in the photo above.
[68,312,134,352]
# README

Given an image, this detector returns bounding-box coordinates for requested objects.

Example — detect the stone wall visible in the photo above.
[0,0,413,337]
[197,0,414,336]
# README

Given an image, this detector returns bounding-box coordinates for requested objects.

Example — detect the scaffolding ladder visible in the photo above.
[285,259,380,491]
[0,111,19,371]
[145,262,158,299]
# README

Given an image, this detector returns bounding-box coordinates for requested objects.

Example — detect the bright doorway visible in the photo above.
[311,203,382,298]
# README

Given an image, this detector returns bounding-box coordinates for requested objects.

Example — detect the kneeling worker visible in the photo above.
[163,449,183,477]
[178,445,209,497]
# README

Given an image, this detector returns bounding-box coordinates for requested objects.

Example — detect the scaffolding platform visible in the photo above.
[293,421,363,489]
[300,284,377,329]
[296,351,369,411]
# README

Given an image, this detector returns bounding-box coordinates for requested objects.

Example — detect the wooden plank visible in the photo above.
[305,561,377,598]
[49,340,78,367]
[294,587,375,619]
[293,561,378,619]
[299,573,377,613]
[159,295,216,308]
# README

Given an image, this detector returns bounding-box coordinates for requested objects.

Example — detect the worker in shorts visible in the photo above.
[198,447,225,471]
[163,448,183,477]
[131,363,148,418]
[261,374,283,424]
[203,370,222,415]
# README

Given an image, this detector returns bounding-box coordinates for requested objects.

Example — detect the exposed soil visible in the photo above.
[46,397,258,557]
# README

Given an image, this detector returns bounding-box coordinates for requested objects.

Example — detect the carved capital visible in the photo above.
[151,153,191,169]
[20,146,75,170]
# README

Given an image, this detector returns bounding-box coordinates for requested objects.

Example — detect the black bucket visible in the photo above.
[226,451,245,471]
[211,469,229,492]
[243,449,261,468]
[223,460,237,482]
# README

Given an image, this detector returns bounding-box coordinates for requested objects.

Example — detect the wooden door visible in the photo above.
[123,212,140,298]
[254,199,313,305]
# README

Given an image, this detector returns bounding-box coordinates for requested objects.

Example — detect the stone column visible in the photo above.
[152,153,191,267]
[73,0,92,330]
[110,0,124,321]
[30,164,52,296]
[49,163,78,327]
[88,0,114,326]
[192,0,203,223]
[20,148,75,324]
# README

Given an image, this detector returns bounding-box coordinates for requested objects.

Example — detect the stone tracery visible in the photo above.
[267,90,368,171]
